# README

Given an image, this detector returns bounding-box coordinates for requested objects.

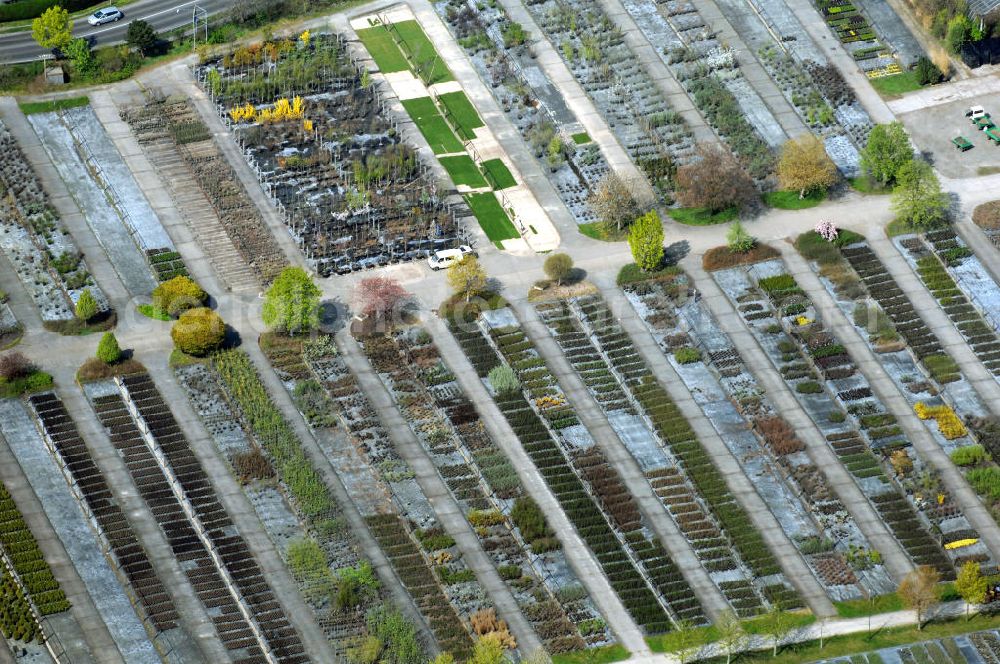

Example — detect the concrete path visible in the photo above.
[484,0,657,205]
[866,233,1000,416]
[780,245,1000,564]
[336,330,543,653]
[51,373,231,664]
[781,2,894,125]
[508,299,730,621]
[236,337,436,650]
[137,351,339,664]
[422,315,650,655]
[682,258,915,583]
[593,281,838,618]
[0,435,101,664]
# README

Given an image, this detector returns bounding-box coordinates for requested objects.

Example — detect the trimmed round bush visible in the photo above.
[152,276,207,318]
[170,307,225,356]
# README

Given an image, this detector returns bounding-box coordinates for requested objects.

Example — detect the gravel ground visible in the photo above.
[27,112,157,297]
[64,107,173,251]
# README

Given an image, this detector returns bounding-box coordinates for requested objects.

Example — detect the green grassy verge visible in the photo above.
[18,96,90,115]
[0,370,53,398]
[647,613,816,654]
[465,192,519,242]
[870,71,923,98]
[849,176,891,195]
[617,263,680,286]
[697,611,1000,663]
[668,206,738,226]
[578,221,627,242]
[356,26,410,73]
[137,304,171,322]
[764,189,826,210]
[436,90,482,140]
[401,96,464,154]
[439,155,488,188]
[550,644,629,664]
[376,21,455,85]
[571,131,592,144]
[0,0,137,30]
[481,158,516,190]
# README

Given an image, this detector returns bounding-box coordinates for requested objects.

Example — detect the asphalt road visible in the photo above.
[0,0,239,63]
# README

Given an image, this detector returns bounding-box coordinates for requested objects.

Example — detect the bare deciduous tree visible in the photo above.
[588,172,642,232]
[675,143,757,213]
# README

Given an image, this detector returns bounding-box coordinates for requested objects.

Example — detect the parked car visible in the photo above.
[966,105,988,120]
[427,245,475,270]
[87,7,123,25]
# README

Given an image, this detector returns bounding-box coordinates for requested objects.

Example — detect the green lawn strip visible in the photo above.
[668,206,738,226]
[870,71,923,98]
[647,613,815,654]
[18,96,90,115]
[886,217,947,238]
[436,90,482,140]
[465,192,519,242]
[439,155,488,188]
[764,188,826,210]
[571,131,592,145]
[356,26,410,73]
[578,221,627,242]
[695,611,1000,663]
[849,176,891,195]
[550,644,629,664]
[401,96,465,154]
[392,19,453,84]
[137,304,171,321]
[481,158,516,189]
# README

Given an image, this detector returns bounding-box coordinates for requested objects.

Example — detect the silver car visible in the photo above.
[87,7,123,25]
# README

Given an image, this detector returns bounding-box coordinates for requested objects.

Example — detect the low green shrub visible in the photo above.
[951,444,990,467]
[673,347,701,364]
[796,381,822,394]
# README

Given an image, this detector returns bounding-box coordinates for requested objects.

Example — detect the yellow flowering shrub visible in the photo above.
[913,403,967,440]
[535,395,564,410]
[796,316,812,326]
[945,538,978,550]
[228,102,256,123]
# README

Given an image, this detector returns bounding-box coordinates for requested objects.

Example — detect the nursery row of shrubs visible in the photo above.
[363,329,600,652]
[537,295,782,612]
[622,271,892,599]
[735,263,958,579]
[904,233,1000,377]
[573,294,800,612]
[0,482,69,617]
[447,314,683,633]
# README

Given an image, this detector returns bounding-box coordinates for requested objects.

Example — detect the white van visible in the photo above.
[967,105,988,120]
[428,245,475,270]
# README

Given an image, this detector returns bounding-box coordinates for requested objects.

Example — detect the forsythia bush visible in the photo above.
[229,96,305,124]
[914,402,967,440]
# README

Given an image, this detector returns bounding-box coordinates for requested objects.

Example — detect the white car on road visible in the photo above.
[87,7,124,25]
[427,245,476,270]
